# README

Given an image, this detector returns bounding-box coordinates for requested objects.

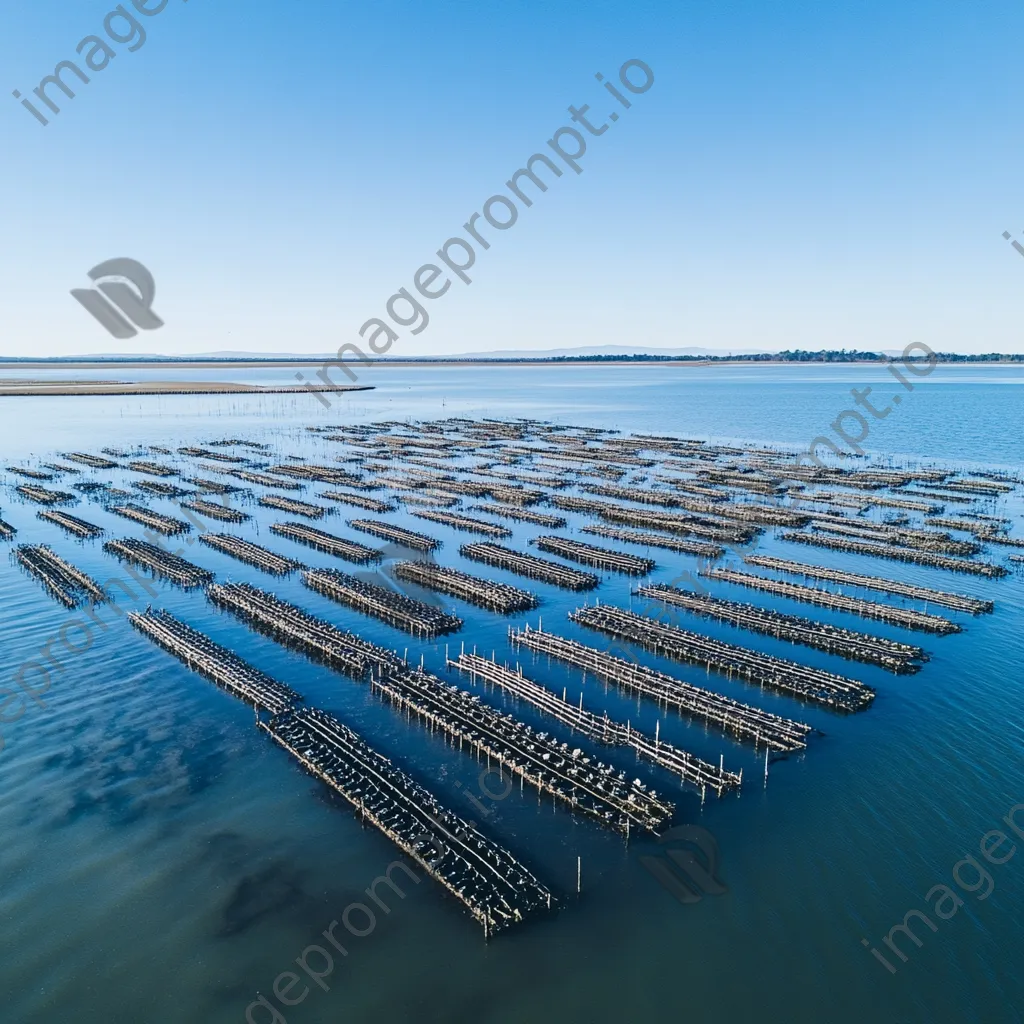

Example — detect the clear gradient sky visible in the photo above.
[3,0,1024,357]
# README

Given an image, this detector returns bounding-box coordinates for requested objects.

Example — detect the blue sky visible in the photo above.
[4,0,1024,357]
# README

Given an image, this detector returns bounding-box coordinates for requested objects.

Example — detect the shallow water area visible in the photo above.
[0,362,1022,1024]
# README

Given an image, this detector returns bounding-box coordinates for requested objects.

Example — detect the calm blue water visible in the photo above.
[0,363,1022,1024]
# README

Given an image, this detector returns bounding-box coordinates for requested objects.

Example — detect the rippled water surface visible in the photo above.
[1,363,1022,1024]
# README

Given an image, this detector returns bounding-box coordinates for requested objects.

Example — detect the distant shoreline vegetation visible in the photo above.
[465,350,1024,363]
[3,350,1023,365]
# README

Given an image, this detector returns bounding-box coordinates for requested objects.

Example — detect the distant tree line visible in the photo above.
[527,349,1024,363]
[2,350,1023,364]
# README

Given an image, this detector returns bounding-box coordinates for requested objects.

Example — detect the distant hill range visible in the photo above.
[2,346,1022,363]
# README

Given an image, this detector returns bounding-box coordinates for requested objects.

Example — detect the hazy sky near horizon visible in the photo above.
[4,0,1024,357]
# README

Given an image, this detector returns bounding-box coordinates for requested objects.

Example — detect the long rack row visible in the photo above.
[62,451,117,469]
[569,604,876,712]
[450,652,741,796]
[582,485,810,529]
[259,494,329,519]
[371,666,674,835]
[16,544,106,608]
[208,581,404,677]
[508,625,812,752]
[701,567,959,634]
[178,446,247,463]
[38,510,104,539]
[549,495,756,544]
[411,509,512,538]
[745,554,993,614]
[134,480,192,498]
[262,705,554,935]
[303,568,463,637]
[230,468,304,490]
[180,498,249,523]
[128,608,299,713]
[110,503,191,536]
[468,503,567,528]
[781,530,1007,578]
[534,535,655,576]
[636,584,926,673]
[185,476,243,495]
[349,518,440,552]
[266,463,364,486]
[579,524,724,559]
[8,467,54,481]
[104,538,214,588]
[460,542,599,591]
[17,484,75,506]
[199,533,303,574]
[401,493,458,509]
[926,516,1011,537]
[808,520,980,556]
[270,521,380,563]
[128,608,551,934]
[579,483,686,508]
[127,460,177,477]
[802,491,941,514]
[392,560,539,614]
[320,490,396,513]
